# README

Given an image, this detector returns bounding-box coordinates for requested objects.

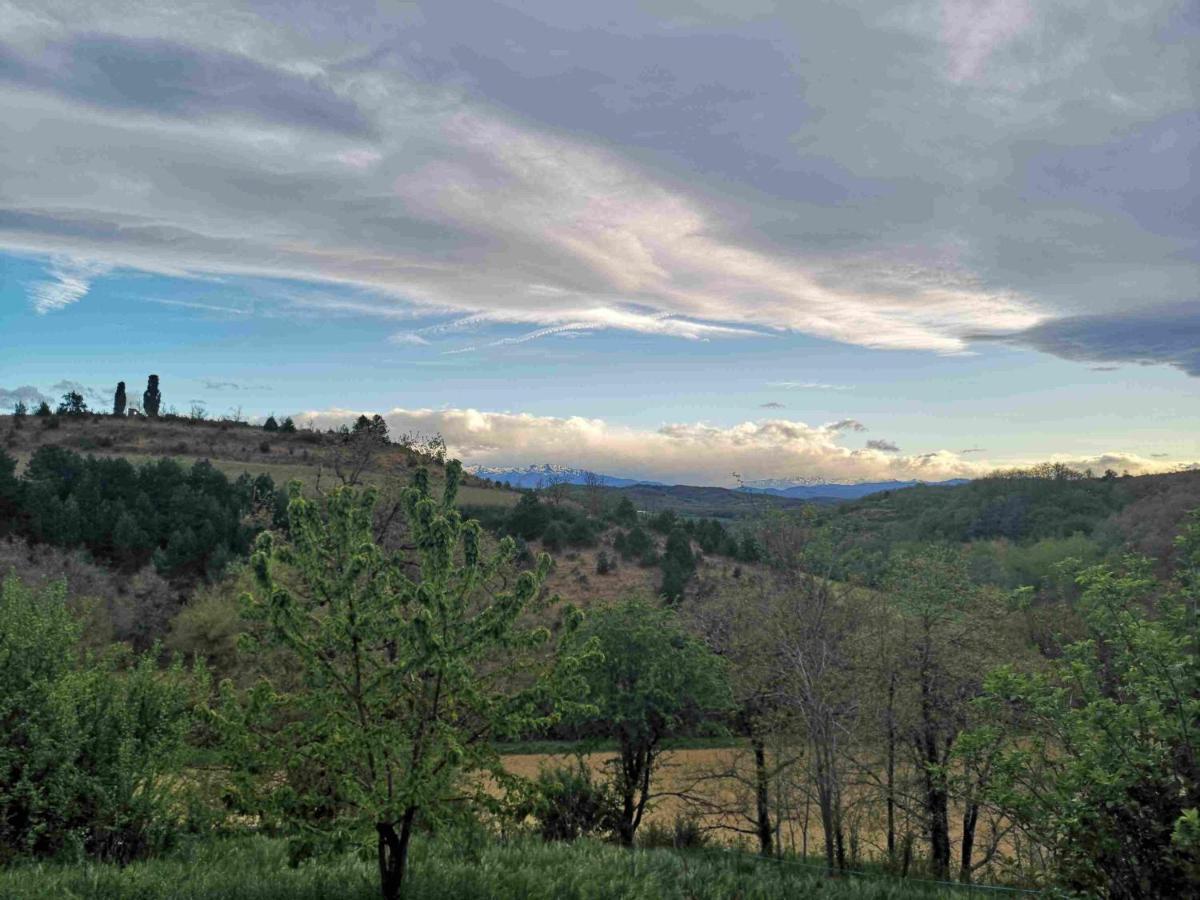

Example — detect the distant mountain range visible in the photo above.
[467,465,663,489]
[468,465,968,501]
[738,479,971,501]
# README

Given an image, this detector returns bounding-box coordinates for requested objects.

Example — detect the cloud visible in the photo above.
[829,419,867,432]
[960,446,987,454]
[759,401,785,409]
[49,380,105,405]
[866,438,901,452]
[389,332,430,346]
[977,303,1200,376]
[28,259,109,313]
[768,382,855,391]
[0,0,1193,374]
[0,385,49,408]
[293,406,984,484]
[294,404,1190,485]
[939,0,1033,83]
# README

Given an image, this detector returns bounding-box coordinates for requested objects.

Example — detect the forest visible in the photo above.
[0,406,1197,900]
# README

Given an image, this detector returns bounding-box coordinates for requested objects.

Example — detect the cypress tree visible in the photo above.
[142,375,161,418]
[113,382,126,417]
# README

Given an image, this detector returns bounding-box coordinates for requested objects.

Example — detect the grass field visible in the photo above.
[0,834,972,899]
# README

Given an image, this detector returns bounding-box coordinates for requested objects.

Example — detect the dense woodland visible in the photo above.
[1,390,1198,899]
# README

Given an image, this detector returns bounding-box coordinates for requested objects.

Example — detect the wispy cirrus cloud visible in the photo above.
[28,259,109,313]
[768,381,855,391]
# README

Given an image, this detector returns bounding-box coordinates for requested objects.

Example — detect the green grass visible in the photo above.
[0,834,969,899]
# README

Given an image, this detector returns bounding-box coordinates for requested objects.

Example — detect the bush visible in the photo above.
[542,521,568,553]
[527,761,621,843]
[638,814,711,851]
[258,440,271,453]
[595,551,614,575]
[507,493,550,541]
[566,518,597,547]
[0,577,202,864]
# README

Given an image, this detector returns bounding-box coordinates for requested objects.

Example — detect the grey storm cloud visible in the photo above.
[977,303,1200,376]
[0,33,372,137]
[759,401,785,409]
[866,439,901,453]
[0,0,1195,366]
[0,385,49,407]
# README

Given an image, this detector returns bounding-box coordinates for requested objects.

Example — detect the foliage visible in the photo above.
[280,417,297,434]
[507,492,551,540]
[659,528,696,602]
[34,400,51,417]
[970,546,1200,896]
[262,416,279,432]
[56,391,89,416]
[143,375,162,418]
[610,496,638,528]
[565,599,730,845]
[638,813,711,850]
[524,759,621,843]
[113,381,126,417]
[220,462,585,899]
[0,576,204,864]
[6,446,272,579]
[0,832,965,899]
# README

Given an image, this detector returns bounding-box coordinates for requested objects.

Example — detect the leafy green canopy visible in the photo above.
[219,461,589,898]
[0,577,203,864]
[968,527,1200,896]
[565,599,729,845]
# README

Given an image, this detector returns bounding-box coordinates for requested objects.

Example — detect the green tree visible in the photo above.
[280,416,297,434]
[221,462,581,900]
[0,449,20,526]
[659,528,696,602]
[611,496,638,528]
[34,401,51,417]
[507,491,550,541]
[113,381,126,417]
[0,576,202,863]
[972,550,1200,897]
[12,401,27,419]
[142,375,161,418]
[565,599,730,846]
[56,391,88,416]
[262,415,279,432]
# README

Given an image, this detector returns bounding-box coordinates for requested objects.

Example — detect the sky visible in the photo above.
[0,0,1196,486]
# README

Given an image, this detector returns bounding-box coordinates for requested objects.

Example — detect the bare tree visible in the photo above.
[582,470,604,516]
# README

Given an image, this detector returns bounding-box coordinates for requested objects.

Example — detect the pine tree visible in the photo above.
[279,417,296,433]
[113,381,126,417]
[262,415,279,432]
[142,375,161,418]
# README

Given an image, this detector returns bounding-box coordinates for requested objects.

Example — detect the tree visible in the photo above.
[565,599,730,846]
[280,417,297,434]
[0,576,202,863]
[34,401,51,417]
[12,401,27,419]
[582,471,604,516]
[56,391,88,416]
[972,548,1200,897]
[113,381,126,417]
[0,449,20,526]
[507,492,550,541]
[611,496,638,528]
[660,529,696,602]
[221,462,580,900]
[885,546,1007,881]
[262,415,279,433]
[142,375,161,418]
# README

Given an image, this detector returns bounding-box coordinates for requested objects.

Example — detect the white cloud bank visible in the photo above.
[294,406,1184,486]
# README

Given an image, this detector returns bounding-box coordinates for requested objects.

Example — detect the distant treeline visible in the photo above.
[0,446,276,581]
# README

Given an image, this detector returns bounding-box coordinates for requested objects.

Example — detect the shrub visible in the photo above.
[596,551,614,575]
[527,761,621,843]
[0,576,203,864]
[542,521,568,553]
[258,440,271,453]
[507,492,550,541]
[638,814,711,850]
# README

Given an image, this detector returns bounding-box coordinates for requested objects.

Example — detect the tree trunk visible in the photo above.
[752,735,774,857]
[377,808,417,900]
[885,672,897,863]
[959,802,979,883]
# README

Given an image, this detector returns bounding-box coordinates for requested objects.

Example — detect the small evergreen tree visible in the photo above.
[113,381,126,417]
[280,416,297,433]
[34,401,51,417]
[142,375,161,418]
[12,401,27,419]
[262,415,279,432]
[659,528,696,602]
[56,391,88,416]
